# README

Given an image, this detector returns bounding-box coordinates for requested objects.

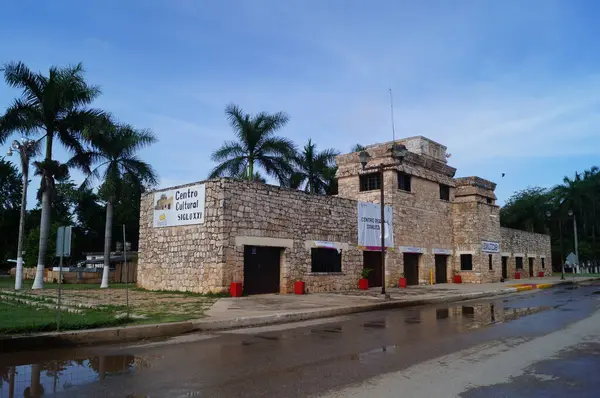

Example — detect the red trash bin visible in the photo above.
[294,281,305,294]
[515,272,521,280]
[230,282,243,297]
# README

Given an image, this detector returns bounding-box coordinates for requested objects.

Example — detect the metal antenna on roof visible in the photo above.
[389,88,396,142]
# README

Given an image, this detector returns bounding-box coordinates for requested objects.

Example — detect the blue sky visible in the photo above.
[1,0,600,206]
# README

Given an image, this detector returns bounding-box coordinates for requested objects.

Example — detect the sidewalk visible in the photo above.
[193,275,595,330]
[1,276,596,352]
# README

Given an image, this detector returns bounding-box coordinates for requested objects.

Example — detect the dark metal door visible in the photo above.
[434,255,447,284]
[403,253,419,285]
[502,256,508,279]
[363,251,382,287]
[243,246,281,295]
[529,257,534,277]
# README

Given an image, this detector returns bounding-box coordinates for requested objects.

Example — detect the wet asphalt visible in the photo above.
[1,282,599,397]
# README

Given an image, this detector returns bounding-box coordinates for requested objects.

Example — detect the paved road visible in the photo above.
[1,282,599,397]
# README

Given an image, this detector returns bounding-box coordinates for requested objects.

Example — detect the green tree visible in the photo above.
[0,159,22,268]
[500,187,551,233]
[288,139,339,194]
[209,104,295,184]
[501,167,600,270]
[0,61,105,289]
[83,122,157,287]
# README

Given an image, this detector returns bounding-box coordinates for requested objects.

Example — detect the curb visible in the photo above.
[0,322,195,354]
[0,279,594,353]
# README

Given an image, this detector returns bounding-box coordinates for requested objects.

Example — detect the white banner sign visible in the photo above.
[153,184,206,228]
[358,201,394,250]
[481,240,500,253]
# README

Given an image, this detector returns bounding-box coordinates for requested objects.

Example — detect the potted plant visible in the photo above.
[452,269,462,284]
[294,280,306,295]
[399,272,407,288]
[359,268,372,290]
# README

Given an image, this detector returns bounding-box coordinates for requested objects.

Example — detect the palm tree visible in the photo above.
[0,61,105,289]
[209,104,295,184]
[82,121,157,288]
[289,139,339,194]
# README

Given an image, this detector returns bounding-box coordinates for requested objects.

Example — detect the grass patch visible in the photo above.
[0,301,128,335]
[0,276,129,290]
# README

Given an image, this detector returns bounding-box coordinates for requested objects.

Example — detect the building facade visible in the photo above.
[137,136,551,294]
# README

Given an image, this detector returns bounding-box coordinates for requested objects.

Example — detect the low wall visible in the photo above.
[9,262,137,284]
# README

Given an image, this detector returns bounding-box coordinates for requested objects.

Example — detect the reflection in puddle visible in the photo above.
[0,355,137,397]
[310,326,343,336]
[436,308,449,319]
[363,320,386,329]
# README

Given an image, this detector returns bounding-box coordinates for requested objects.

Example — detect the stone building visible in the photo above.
[137,136,551,294]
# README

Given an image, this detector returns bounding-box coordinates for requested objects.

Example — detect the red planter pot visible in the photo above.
[453,275,462,283]
[515,272,521,280]
[399,278,407,288]
[230,282,243,297]
[294,281,305,295]
[538,271,544,277]
[359,279,369,290]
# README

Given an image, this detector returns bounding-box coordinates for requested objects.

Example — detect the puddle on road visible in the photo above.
[0,302,552,395]
[0,355,143,397]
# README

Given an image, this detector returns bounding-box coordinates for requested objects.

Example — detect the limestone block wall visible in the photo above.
[336,143,456,286]
[221,179,363,293]
[137,180,227,293]
[500,227,551,279]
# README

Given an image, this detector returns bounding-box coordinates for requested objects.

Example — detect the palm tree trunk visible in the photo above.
[100,199,113,288]
[248,159,254,181]
[30,363,41,396]
[32,189,51,289]
[15,160,28,290]
[8,366,15,398]
[32,135,53,290]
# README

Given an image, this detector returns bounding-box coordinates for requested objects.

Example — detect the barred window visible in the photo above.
[359,173,381,191]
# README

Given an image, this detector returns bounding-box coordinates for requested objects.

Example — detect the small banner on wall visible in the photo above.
[153,184,206,228]
[357,201,394,251]
[481,240,500,253]
[314,241,341,253]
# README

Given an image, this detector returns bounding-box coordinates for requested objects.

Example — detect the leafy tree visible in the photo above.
[209,104,296,184]
[288,139,339,194]
[352,144,366,152]
[83,122,157,287]
[500,187,550,233]
[0,159,22,268]
[0,61,105,289]
[501,167,600,270]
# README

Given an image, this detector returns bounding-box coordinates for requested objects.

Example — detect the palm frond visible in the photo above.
[0,99,43,140]
[210,141,247,162]
[121,157,158,186]
[209,157,247,179]
[2,61,45,104]
[259,136,296,158]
